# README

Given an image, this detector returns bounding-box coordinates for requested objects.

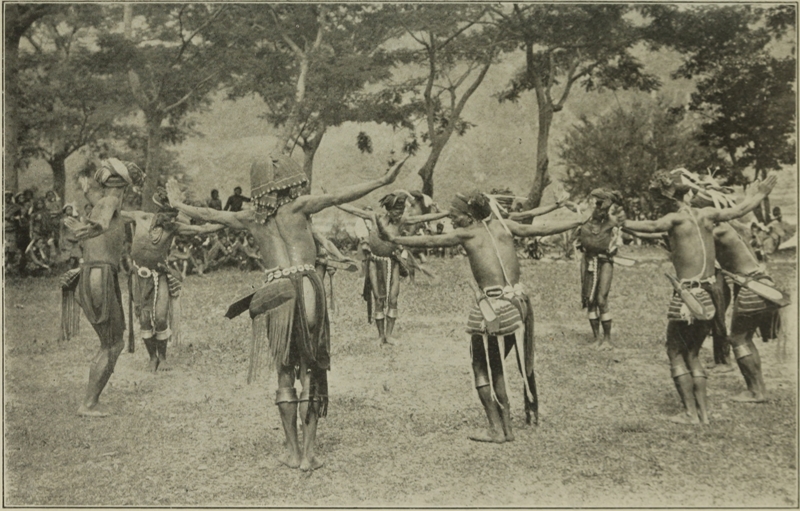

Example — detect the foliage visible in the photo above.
[13,6,134,198]
[560,97,722,218]
[643,5,796,180]
[493,4,662,209]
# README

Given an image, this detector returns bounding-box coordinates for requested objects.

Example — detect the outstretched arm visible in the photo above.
[295,155,409,215]
[508,209,591,238]
[704,174,778,223]
[175,221,226,236]
[166,179,249,230]
[312,229,355,262]
[623,213,678,233]
[622,227,668,240]
[508,202,561,221]
[402,210,450,225]
[335,203,378,223]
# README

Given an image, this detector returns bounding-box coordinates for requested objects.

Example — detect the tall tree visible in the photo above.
[494,4,661,208]
[560,97,723,218]
[383,5,500,197]
[228,5,405,187]
[644,5,796,222]
[94,4,237,211]
[4,4,61,191]
[16,5,135,199]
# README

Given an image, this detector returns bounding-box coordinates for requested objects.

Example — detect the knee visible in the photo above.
[153,316,169,334]
[597,297,609,313]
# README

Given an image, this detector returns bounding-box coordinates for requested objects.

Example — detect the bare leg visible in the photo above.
[298,277,323,471]
[370,261,386,344]
[469,336,505,443]
[276,369,300,469]
[78,341,124,417]
[595,263,615,350]
[666,322,700,425]
[384,264,400,344]
[687,324,710,424]
[731,330,767,403]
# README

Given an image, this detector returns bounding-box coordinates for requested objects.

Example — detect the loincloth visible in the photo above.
[132,261,182,325]
[247,264,330,417]
[731,272,783,340]
[667,279,716,323]
[581,253,613,309]
[76,262,125,345]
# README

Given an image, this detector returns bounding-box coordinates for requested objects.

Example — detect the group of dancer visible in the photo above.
[62,154,787,472]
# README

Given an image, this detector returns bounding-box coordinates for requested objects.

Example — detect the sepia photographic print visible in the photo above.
[3,2,798,507]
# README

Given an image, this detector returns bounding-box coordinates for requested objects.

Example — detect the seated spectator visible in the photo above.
[765,206,786,255]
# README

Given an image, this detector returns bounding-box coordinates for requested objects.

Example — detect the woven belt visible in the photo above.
[483,283,526,300]
[265,264,315,283]
[679,275,716,289]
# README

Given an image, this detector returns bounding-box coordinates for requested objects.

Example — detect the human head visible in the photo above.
[5,192,13,203]
[234,186,242,196]
[589,188,623,220]
[211,189,219,199]
[380,192,408,220]
[449,190,491,228]
[22,189,33,201]
[250,153,308,222]
[63,204,74,217]
[773,207,782,220]
[95,158,145,189]
[648,170,692,204]
[45,190,56,200]
[84,203,93,215]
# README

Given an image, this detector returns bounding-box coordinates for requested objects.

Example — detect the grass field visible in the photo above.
[4,247,798,507]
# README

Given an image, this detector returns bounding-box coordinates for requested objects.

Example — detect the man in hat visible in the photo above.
[63,158,145,417]
[337,190,449,345]
[166,153,407,471]
[120,188,224,372]
[575,188,625,349]
[622,170,777,424]
[379,190,590,443]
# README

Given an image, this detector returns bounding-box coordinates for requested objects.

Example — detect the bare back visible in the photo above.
[714,222,762,275]
[81,213,127,266]
[461,219,521,290]
[242,205,317,270]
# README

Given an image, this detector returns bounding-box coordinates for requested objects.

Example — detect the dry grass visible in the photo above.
[4,249,797,507]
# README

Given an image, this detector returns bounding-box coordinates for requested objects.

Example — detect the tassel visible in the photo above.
[170,295,181,345]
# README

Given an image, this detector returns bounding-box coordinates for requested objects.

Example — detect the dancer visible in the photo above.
[167,153,407,470]
[380,190,590,442]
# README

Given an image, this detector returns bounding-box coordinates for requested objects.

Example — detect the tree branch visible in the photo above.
[163,71,219,113]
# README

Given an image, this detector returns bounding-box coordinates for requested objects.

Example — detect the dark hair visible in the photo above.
[234,186,242,193]
[211,189,219,196]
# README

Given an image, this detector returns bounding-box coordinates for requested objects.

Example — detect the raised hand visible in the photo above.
[756,174,778,196]
[166,178,185,208]
[383,154,411,185]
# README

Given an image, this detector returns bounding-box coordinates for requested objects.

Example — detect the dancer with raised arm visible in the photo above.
[623,170,777,424]
[63,158,144,417]
[167,153,406,471]
[381,190,590,442]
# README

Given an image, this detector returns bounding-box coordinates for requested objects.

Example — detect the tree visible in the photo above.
[494,4,661,209]
[16,5,135,200]
[4,4,61,191]
[228,5,405,187]
[94,4,238,211]
[644,5,796,222]
[560,98,722,218]
[381,5,500,197]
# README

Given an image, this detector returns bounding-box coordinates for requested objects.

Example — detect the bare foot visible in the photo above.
[299,456,324,472]
[468,431,505,443]
[381,337,396,346]
[597,342,615,351]
[730,391,767,403]
[665,412,700,425]
[77,404,110,417]
[709,364,736,374]
[277,451,301,469]
[148,358,160,373]
[504,431,515,442]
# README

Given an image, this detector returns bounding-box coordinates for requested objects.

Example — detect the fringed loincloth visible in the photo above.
[60,268,82,340]
[667,279,716,324]
[247,264,330,419]
[76,262,125,346]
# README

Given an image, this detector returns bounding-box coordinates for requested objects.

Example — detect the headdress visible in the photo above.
[152,186,178,213]
[450,190,492,222]
[648,170,692,200]
[671,168,737,209]
[589,188,623,208]
[95,158,145,188]
[250,153,308,223]
[379,191,408,212]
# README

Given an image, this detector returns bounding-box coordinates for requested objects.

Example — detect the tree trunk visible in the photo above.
[526,103,554,209]
[418,136,450,198]
[300,125,325,191]
[4,18,22,193]
[141,113,164,213]
[760,168,772,224]
[48,153,68,201]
